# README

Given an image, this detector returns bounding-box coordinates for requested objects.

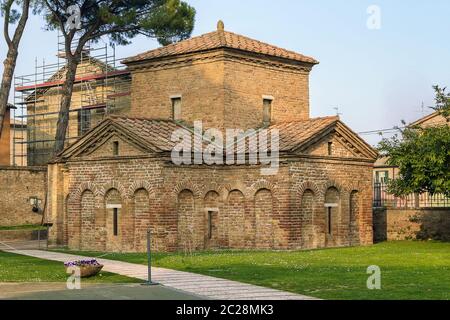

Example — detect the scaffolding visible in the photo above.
[12,34,131,166]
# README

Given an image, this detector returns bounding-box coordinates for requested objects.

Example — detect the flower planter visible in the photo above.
[64,259,104,278]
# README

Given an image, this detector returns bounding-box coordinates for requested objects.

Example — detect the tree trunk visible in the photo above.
[53,56,81,154]
[0,0,30,138]
[0,48,17,136]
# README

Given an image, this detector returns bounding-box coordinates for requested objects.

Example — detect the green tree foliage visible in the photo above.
[37,0,196,153]
[378,86,450,197]
[431,85,450,120]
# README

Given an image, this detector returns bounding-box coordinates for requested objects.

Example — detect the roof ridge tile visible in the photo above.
[123,29,318,65]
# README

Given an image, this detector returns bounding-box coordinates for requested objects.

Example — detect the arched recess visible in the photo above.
[128,181,157,200]
[66,192,80,250]
[80,190,95,251]
[349,190,360,245]
[324,186,340,247]
[177,189,202,252]
[300,189,316,249]
[255,189,274,249]
[105,188,123,252]
[72,182,101,201]
[133,188,149,252]
[249,180,278,198]
[204,191,220,249]
[99,181,129,201]
[291,181,321,249]
[173,181,202,200]
[225,190,246,249]
[62,194,70,246]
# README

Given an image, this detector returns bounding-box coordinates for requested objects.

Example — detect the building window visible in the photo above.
[327,207,332,234]
[77,108,91,136]
[325,187,339,236]
[113,208,119,236]
[171,97,182,121]
[376,171,389,184]
[207,210,218,240]
[328,142,333,156]
[208,211,213,239]
[263,98,272,126]
[113,141,119,156]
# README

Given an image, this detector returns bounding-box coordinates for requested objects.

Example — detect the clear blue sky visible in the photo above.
[1,0,449,145]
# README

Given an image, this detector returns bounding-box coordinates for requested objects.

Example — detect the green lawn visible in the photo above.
[0,251,141,284]
[54,241,450,300]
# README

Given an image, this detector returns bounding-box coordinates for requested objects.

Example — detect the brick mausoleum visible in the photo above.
[47,22,378,252]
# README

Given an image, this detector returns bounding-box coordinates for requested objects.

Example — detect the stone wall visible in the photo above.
[373,208,450,242]
[0,229,47,241]
[0,166,47,226]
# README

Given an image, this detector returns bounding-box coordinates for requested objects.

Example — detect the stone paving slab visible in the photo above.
[4,249,318,300]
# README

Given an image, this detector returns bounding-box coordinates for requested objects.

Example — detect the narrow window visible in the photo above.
[172,97,182,121]
[327,207,332,234]
[113,208,118,236]
[113,141,119,156]
[208,211,213,240]
[263,98,272,126]
[328,142,333,156]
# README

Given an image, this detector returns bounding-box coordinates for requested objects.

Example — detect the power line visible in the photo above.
[358,127,406,135]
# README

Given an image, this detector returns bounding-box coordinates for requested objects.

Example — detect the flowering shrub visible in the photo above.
[64,259,101,267]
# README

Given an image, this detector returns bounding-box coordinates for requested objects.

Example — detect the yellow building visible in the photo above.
[15,56,131,166]
[10,118,27,166]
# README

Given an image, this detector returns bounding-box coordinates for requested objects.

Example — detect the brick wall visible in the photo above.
[129,51,225,129]
[0,166,47,226]
[128,50,312,130]
[0,108,11,165]
[290,158,374,248]
[373,208,450,242]
[223,56,310,129]
[47,154,374,252]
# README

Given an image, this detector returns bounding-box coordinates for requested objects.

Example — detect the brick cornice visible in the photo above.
[127,48,313,74]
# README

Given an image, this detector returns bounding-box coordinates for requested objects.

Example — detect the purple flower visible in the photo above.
[64,259,100,267]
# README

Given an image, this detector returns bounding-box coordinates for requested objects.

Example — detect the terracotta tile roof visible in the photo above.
[270,116,339,151]
[409,111,449,128]
[123,27,318,65]
[110,116,337,153]
[112,116,191,152]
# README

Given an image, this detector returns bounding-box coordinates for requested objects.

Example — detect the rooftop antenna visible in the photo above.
[333,106,343,118]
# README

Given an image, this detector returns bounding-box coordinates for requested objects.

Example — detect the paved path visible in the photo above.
[5,249,317,300]
[0,283,201,300]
